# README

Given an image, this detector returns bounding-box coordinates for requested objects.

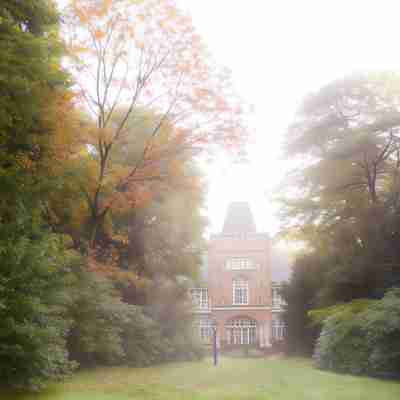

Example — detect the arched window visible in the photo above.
[233,278,248,305]
[225,317,257,345]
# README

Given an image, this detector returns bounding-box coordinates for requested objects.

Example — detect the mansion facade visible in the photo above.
[191,202,288,349]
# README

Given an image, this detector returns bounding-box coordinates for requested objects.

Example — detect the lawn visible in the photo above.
[4,357,400,400]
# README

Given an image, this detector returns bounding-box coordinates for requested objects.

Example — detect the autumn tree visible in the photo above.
[64,0,249,245]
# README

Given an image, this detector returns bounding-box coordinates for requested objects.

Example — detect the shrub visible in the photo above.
[66,263,135,366]
[0,211,75,391]
[165,327,205,362]
[66,264,204,368]
[123,310,172,366]
[313,291,400,376]
[363,288,400,374]
[313,310,371,374]
[123,308,204,366]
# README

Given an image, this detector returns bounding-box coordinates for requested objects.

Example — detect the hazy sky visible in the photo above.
[181,0,400,235]
[59,0,400,237]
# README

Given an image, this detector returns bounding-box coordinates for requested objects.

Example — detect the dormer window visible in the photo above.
[233,279,249,305]
[225,258,255,270]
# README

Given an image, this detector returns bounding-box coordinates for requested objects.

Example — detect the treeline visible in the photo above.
[281,73,400,376]
[0,0,247,391]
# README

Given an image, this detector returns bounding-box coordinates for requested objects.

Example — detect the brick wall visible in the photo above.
[207,233,271,307]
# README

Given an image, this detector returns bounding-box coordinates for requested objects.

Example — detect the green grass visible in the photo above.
[4,357,400,400]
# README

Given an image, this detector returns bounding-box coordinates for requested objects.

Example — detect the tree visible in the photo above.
[0,0,66,173]
[282,74,400,226]
[64,0,249,245]
[280,73,400,354]
[280,73,400,265]
[281,253,322,355]
[0,1,76,390]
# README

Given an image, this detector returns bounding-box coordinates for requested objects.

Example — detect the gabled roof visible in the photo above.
[222,202,257,234]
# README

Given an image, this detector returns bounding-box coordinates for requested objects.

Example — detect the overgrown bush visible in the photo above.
[123,310,172,365]
[0,210,75,391]
[66,262,136,366]
[313,291,400,376]
[313,300,372,374]
[66,263,204,367]
[123,303,204,366]
[165,327,205,362]
[363,288,400,374]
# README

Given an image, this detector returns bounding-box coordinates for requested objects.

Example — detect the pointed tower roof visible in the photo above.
[222,202,257,234]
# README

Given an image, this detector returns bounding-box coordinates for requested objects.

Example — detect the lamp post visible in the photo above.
[212,319,218,366]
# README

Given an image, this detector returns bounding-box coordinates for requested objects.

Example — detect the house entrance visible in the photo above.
[225,317,257,345]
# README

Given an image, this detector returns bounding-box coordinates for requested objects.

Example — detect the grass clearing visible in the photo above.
[3,357,400,400]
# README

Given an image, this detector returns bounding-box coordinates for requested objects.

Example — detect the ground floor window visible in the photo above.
[197,317,212,344]
[226,318,257,345]
[271,314,286,340]
[190,288,209,309]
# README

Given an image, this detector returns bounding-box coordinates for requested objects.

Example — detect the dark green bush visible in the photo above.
[165,327,205,362]
[314,311,371,374]
[0,211,75,391]
[66,264,204,368]
[123,310,172,365]
[66,263,135,366]
[363,288,400,374]
[123,307,204,366]
[314,290,400,376]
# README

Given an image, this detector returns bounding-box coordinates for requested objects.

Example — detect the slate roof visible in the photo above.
[222,202,257,234]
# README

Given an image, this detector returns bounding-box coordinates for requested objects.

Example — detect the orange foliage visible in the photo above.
[63,0,252,246]
[87,248,145,285]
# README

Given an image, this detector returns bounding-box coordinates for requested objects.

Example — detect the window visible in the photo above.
[225,258,255,270]
[271,314,287,340]
[190,288,209,309]
[272,286,285,308]
[233,279,248,305]
[198,318,213,343]
[226,318,257,345]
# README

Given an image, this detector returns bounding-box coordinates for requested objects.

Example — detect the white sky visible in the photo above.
[181,0,400,236]
[58,0,400,238]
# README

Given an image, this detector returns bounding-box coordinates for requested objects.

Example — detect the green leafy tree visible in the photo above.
[0,0,66,171]
[280,73,400,354]
[0,0,74,390]
[281,253,322,355]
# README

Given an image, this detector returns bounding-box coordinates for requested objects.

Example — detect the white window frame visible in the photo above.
[271,314,287,340]
[199,318,212,343]
[226,318,257,345]
[190,288,209,309]
[233,279,249,305]
[225,258,256,270]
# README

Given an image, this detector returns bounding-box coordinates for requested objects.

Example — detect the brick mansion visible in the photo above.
[191,202,289,349]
